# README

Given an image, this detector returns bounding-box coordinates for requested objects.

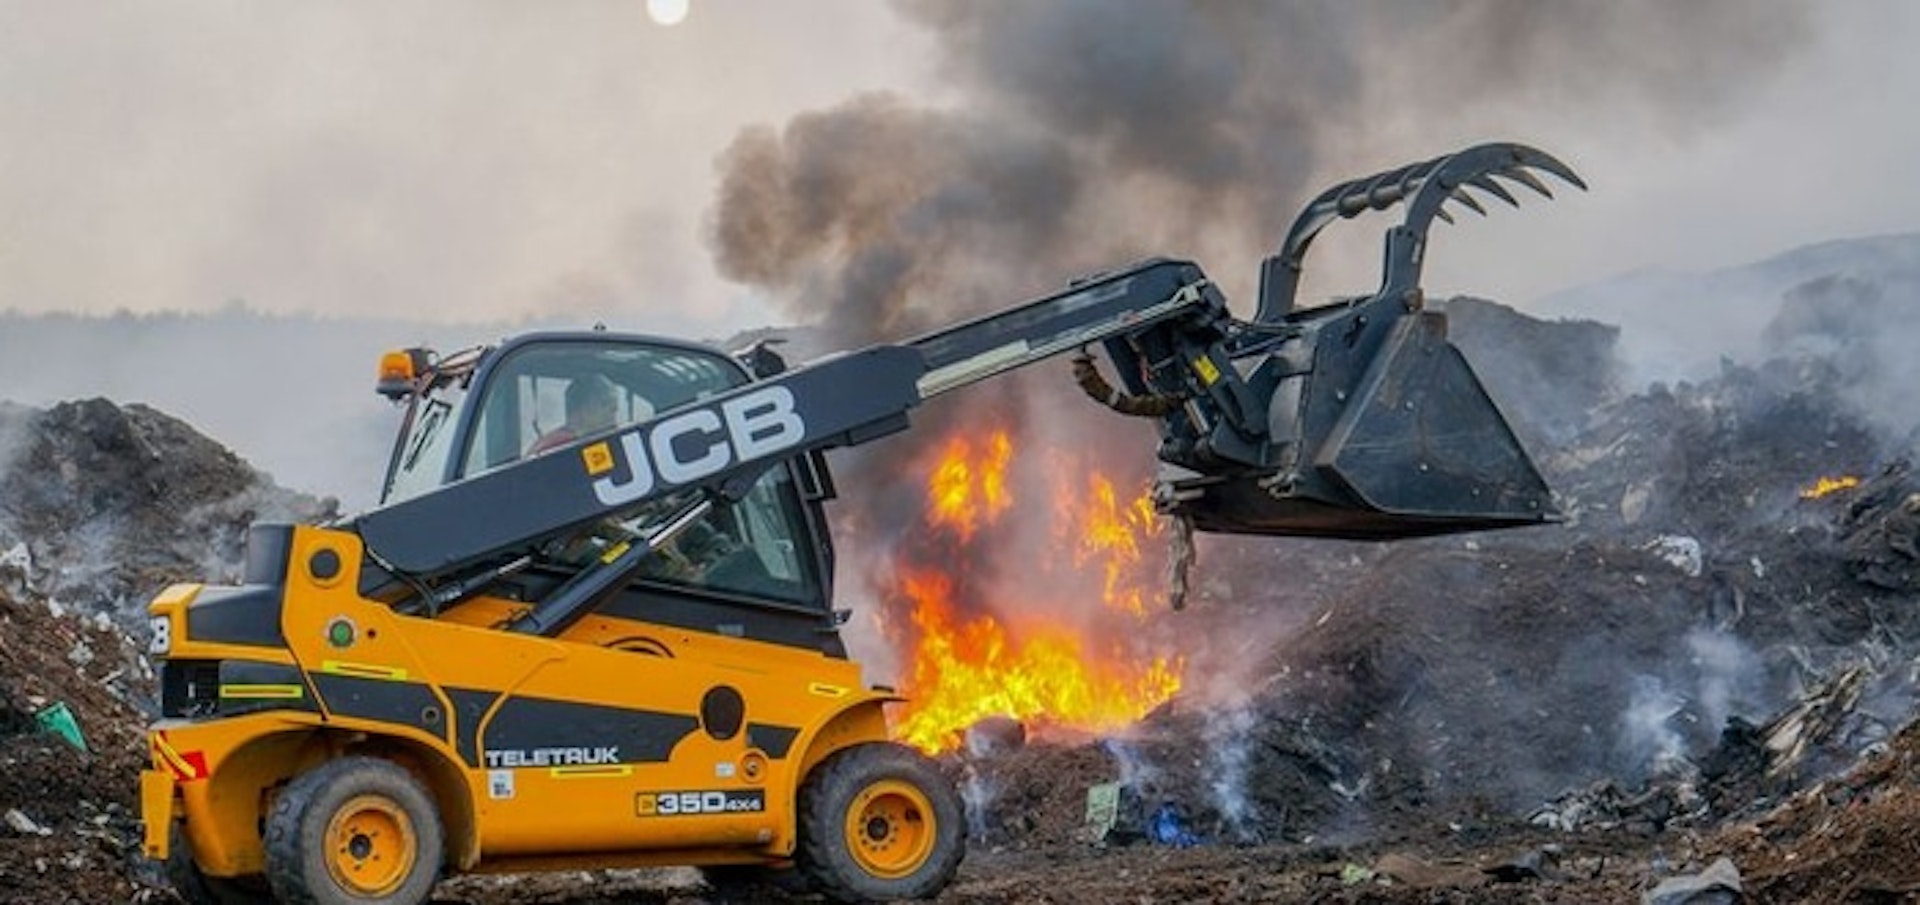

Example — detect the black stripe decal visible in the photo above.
[445,687,502,768]
[309,673,447,739]
[747,723,799,760]
[484,696,698,765]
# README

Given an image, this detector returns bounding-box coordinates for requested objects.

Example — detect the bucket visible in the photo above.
[35,701,87,753]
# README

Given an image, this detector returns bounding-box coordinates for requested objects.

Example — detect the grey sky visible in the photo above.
[1,2,1916,335]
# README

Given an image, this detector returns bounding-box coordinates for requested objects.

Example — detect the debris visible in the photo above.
[1647,535,1704,577]
[1338,863,1375,886]
[1531,777,1706,835]
[1642,857,1741,905]
[4,809,50,836]
[1084,782,1121,843]
[1166,512,1194,610]
[1762,665,1867,782]
[35,701,88,753]
[1147,802,1200,847]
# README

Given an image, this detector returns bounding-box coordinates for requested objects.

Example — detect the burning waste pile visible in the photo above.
[852,265,1920,898]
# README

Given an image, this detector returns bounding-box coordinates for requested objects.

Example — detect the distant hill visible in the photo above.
[1534,232,1920,389]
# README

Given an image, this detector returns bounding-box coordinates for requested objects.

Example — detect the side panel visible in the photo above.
[278,525,895,862]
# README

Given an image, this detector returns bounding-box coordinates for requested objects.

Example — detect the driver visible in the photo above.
[529,373,620,456]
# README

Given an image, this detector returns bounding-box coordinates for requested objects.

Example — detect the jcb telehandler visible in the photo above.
[141,143,1582,903]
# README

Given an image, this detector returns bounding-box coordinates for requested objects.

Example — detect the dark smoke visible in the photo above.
[703,1,1814,734]
[714,2,1810,340]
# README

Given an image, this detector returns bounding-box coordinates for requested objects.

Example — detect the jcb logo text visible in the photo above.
[593,387,805,505]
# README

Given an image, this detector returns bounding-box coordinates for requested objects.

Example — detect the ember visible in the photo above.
[1801,475,1862,499]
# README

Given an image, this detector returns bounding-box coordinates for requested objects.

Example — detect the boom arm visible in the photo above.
[352,258,1224,583]
[352,141,1584,625]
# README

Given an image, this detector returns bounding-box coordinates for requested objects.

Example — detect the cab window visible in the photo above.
[636,466,816,604]
[460,340,738,478]
[460,339,823,606]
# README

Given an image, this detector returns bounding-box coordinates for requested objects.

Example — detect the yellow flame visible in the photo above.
[891,570,1183,753]
[1060,473,1163,615]
[925,431,1014,538]
[1801,475,1861,500]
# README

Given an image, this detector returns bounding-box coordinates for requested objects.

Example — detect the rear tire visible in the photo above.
[263,756,444,905]
[798,743,965,902]
[165,823,273,904]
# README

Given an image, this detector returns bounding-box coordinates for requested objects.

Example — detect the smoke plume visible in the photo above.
[705,1,1814,736]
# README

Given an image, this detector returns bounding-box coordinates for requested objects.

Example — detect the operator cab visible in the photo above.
[371,333,840,650]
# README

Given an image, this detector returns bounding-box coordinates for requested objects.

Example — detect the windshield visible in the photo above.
[383,339,743,504]
[382,381,471,505]
[463,339,741,476]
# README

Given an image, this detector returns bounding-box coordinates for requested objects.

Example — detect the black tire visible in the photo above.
[165,823,274,904]
[797,743,965,902]
[263,757,444,905]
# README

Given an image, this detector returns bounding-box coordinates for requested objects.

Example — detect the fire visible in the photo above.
[891,570,1184,753]
[887,429,1185,753]
[1058,472,1163,615]
[1801,475,1861,500]
[925,430,1013,538]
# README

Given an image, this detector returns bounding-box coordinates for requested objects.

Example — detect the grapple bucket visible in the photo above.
[1162,308,1555,539]
[1117,143,1583,540]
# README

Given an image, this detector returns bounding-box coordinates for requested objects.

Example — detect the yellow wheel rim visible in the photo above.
[842,779,937,880]
[324,794,416,896]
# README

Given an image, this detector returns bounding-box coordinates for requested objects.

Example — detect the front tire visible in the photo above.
[798,743,965,902]
[263,757,444,905]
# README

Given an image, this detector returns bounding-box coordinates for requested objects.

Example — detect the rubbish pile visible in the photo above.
[0,558,160,902]
[0,399,335,638]
[0,399,332,903]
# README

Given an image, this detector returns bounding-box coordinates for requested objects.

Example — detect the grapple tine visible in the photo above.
[1511,148,1588,191]
[1466,175,1521,207]
[1448,188,1488,217]
[1494,167,1555,199]
[1257,141,1584,322]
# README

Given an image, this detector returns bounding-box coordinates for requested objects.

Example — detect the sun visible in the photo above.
[645,0,690,27]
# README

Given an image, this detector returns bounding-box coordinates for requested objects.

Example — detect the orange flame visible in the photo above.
[1801,475,1861,500]
[1058,472,1163,615]
[891,569,1184,753]
[888,430,1185,753]
[925,431,1013,539]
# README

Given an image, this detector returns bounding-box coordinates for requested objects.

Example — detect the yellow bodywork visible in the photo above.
[145,524,898,879]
